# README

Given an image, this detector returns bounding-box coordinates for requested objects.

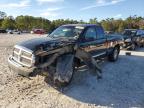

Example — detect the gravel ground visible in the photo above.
[0,34,144,108]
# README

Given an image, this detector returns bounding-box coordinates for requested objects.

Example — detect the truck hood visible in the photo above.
[17,37,76,52]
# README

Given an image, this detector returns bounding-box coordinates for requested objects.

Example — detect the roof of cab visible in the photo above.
[125,29,137,31]
[62,24,99,27]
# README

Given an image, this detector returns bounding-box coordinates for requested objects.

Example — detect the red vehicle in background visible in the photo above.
[31,29,45,34]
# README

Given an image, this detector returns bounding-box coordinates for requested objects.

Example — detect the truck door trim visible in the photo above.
[92,52,106,58]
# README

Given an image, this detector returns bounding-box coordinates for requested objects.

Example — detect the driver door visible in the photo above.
[79,26,103,57]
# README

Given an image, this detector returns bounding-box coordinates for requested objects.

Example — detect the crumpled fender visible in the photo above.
[53,48,102,83]
[54,54,74,83]
[75,48,102,79]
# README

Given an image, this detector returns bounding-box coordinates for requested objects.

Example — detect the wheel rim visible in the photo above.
[114,49,118,60]
[132,44,135,50]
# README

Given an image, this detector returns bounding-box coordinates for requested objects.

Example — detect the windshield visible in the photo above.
[49,26,84,38]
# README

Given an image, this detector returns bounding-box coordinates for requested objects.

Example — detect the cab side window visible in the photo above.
[96,26,105,39]
[84,27,96,41]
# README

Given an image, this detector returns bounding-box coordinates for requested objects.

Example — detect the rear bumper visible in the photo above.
[8,55,35,76]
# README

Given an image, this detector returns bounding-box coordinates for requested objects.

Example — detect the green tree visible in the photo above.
[0,11,7,28]
[15,16,51,31]
[101,18,114,31]
[89,18,98,24]
[0,11,7,19]
[1,18,15,29]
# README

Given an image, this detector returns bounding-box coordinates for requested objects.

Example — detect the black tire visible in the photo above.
[54,57,75,87]
[141,40,144,47]
[108,47,119,62]
[54,66,75,87]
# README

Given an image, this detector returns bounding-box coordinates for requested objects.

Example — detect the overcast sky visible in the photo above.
[0,0,144,21]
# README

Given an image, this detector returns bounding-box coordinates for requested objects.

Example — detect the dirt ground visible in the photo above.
[0,34,144,108]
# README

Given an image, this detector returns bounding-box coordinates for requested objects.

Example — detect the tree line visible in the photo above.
[0,11,144,33]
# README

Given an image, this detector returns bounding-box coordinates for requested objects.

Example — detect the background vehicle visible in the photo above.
[0,29,7,33]
[32,29,45,34]
[8,24,123,86]
[7,30,21,34]
[122,29,144,50]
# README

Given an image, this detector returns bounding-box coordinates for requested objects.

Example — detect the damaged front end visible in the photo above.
[8,41,102,86]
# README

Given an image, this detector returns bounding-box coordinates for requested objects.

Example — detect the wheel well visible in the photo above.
[74,57,81,68]
[134,42,138,46]
[115,44,120,53]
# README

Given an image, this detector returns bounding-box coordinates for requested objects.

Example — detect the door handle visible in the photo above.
[89,45,95,48]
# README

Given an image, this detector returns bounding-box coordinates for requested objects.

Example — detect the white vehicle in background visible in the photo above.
[7,30,21,34]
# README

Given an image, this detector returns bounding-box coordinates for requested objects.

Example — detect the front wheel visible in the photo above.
[54,64,75,87]
[54,54,75,87]
[108,47,119,62]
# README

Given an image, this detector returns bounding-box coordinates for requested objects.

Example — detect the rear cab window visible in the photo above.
[84,27,97,41]
[96,26,105,39]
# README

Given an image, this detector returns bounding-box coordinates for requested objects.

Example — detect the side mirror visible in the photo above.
[47,33,50,37]
[47,31,52,37]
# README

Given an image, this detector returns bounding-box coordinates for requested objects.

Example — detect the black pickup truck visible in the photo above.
[122,29,144,50]
[8,24,123,86]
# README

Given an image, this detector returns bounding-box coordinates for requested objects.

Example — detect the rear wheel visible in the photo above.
[108,47,119,62]
[141,39,144,47]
